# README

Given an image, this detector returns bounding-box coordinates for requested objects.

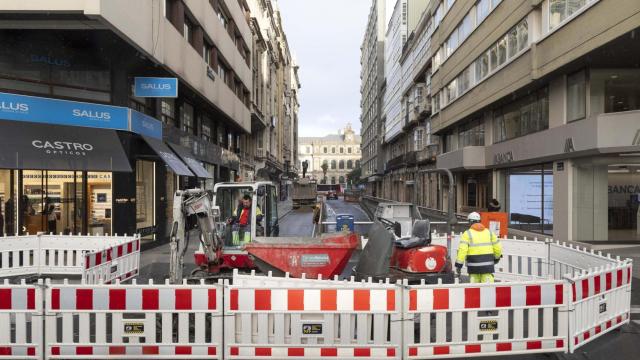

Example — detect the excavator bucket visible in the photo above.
[353,222,393,281]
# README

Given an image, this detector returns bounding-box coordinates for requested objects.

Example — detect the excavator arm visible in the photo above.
[169,189,222,284]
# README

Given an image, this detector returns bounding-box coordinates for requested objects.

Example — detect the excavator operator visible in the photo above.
[228,194,263,245]
[455,212,503,283]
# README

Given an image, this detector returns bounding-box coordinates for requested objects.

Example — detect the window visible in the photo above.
[184,16,194,46]
[497,36,507,67]
[340,147,344,154]
[508,28,518,58]
[477,0,490,23]
[180,102,194,134]
[218,62,228,82]
[306,146,311,153]
[339,176,345,184]
[550,0,590,30]
[331,177,336,185]
[332,147,336,154]
[161,99,176,126]
[414,129,424,150]
[348,147,352,154]
[458,118,484,147]
[347,160,353,169]
[203,40,213,66]
[339,160,345,170]
[331,160,336,169]
[323,147,328,153]
[517,20,528,52]
[493,87,549,143]
[356,160,361,168]
[567,70,586,121]
[201,116,212,142]
[475,52,489,82]
[507,164,553,234]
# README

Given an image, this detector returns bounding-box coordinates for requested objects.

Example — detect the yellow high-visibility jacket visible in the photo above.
[455,224,502,274]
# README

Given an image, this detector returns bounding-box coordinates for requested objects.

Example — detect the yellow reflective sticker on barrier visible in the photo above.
[124,322,144,335]
[302,323,323,335]
[479,320,498,332]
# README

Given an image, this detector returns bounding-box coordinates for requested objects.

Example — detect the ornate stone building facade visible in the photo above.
[298,125,362,186]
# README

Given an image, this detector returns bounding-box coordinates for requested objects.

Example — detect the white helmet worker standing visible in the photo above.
[455,212,503,283]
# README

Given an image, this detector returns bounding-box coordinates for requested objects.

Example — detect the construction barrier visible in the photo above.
[567,259,632,352]
[404,279,567,358]
[0,235,633,359]
[225,273,402,359]
[0,279,43,359]
[0,234,140,284]
[83,236,141,284]
[44,279,224,359]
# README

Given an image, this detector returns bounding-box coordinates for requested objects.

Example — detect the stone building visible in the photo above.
[247,0,300,190]
[299,125,362,186]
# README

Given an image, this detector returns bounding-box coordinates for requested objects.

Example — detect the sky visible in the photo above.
[278,0,373,137]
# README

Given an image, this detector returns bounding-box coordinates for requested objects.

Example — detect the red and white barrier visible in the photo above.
[404,279,568,358]
[82,236,141,284]
[0,279,43,359]
[45,279,223,359]
[0,234,140,284]
[568,260,632,352]
[225,276,403,359]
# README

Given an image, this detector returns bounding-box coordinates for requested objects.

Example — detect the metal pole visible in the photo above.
[419,168,457,234]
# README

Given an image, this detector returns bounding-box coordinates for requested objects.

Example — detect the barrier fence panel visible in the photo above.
[549,241,616,280]
[568,260,632,352]
[44,279,223,359]
[404,279,568,359]
[225,277,403,359]
[0,236,40,277]
[83,236,141,284]
[0,279,43,359]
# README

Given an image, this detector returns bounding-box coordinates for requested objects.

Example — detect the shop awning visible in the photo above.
[141,136,194,177]
[167,143,212,179]
[0,120,132,172]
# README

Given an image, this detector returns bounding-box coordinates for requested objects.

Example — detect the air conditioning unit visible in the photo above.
[206,66,216,80]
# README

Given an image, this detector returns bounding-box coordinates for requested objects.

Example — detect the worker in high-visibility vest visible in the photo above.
[455,212,503,283]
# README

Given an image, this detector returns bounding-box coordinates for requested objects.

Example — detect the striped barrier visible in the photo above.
[44,279,223,359]
[0,279,43,359]
[82,236,141,284]
[225,277,403,359]
[568,260,632,352]
[0,234,140,283]
[404,279,568,358]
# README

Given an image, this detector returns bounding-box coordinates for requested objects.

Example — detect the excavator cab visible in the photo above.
[212,181,279,248]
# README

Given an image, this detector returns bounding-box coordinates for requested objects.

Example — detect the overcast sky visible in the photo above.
[278,0,372,137]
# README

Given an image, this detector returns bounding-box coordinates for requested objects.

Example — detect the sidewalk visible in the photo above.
[277,198,293,220]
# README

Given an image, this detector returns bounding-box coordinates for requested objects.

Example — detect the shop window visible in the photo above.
[567,69,586,121]
[601,69,640,113]
[20,170,84,235]
[608,165,640,240]
[87,172,112,235]
[136,161,155,241]
[0,170,16,236]
[507,164,553,235]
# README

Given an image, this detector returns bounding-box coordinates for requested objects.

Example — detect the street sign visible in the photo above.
[134,77,178,98]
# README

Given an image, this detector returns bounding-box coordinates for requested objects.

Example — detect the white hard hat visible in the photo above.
[467,212,481,222]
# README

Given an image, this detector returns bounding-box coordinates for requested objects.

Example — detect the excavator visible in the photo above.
[169,181,453,285]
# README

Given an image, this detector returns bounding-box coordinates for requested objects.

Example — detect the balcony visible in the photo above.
[417,144,439,164]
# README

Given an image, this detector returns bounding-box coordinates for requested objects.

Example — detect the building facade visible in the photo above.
[360,0,388,196]
[247,0,300,195]
[299,125,362,186]
[0,0,299,243]
[368,0,640,243]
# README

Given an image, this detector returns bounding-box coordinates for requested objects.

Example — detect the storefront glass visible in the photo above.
[87,172,112,235]
[608,165,640,241]
[20,170,84,235]
[506,164,553,234]
[0,170,16,236]
[136,160,155,241]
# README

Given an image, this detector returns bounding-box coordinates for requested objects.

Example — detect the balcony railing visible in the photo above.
[385,144,439,171]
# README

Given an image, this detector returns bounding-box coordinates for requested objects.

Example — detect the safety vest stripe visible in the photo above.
[467,261,495,267]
